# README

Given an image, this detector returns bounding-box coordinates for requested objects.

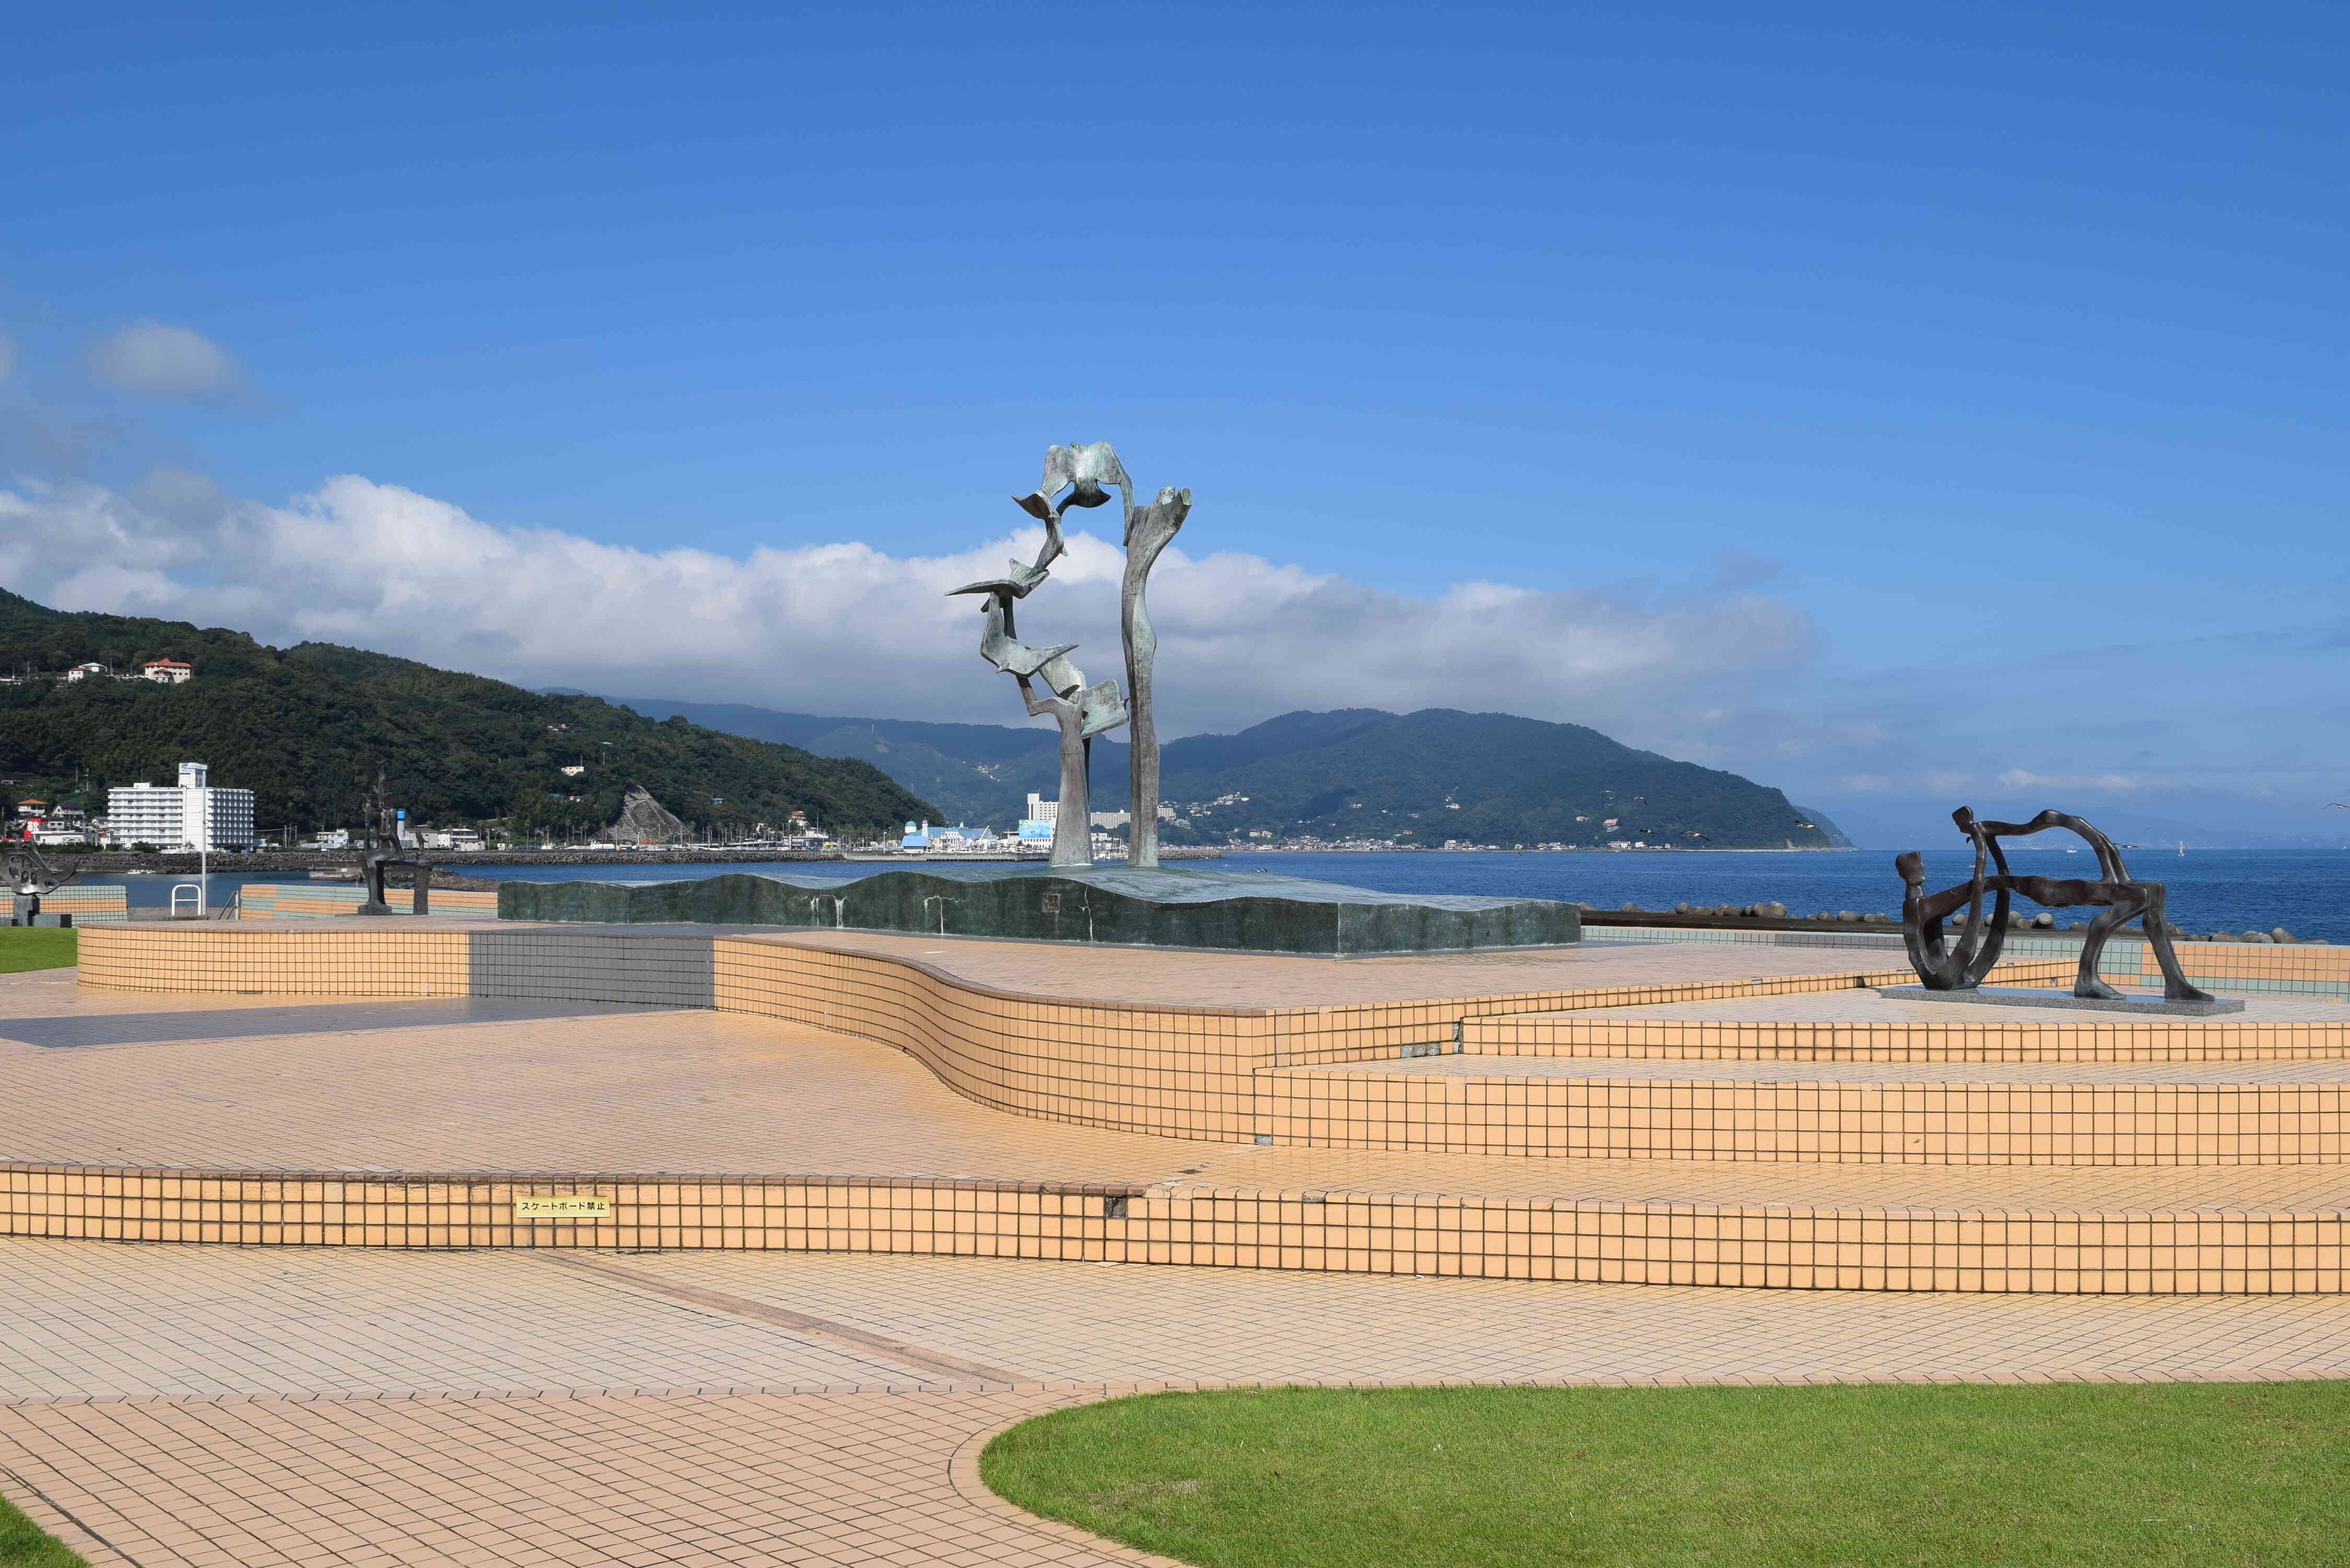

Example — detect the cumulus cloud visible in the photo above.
[1996,768,2138,792]
[0,471,1815,743]
[85,321,240,398]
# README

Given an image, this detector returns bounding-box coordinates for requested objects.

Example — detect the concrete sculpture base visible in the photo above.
[495,864,1579,955]
[1879,985,2247,1017]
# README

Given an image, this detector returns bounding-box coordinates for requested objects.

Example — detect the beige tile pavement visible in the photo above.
[7,1236,2350,1566]
[11,967,2350,1214]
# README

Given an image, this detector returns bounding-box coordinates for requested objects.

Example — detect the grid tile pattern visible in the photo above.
[8,1163,2346,1293]
[11,1237,2350,1566]
[236,883,501,918]
[34,923,2350,1293]
[11,886,128,924]
[710,931,2064,1139]
[1261,1061,2350,1163]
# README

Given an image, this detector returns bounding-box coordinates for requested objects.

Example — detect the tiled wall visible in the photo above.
[238,883,501,918]
[1257,1070,2350,1163]
[11,885,129,924]
[470,928,716,1008]
[706,936,2025,1141]
[1462,1013,2350,1060]
[40,925,2350,1290]
[4,1164,2335,1293]
[77,924,473,996]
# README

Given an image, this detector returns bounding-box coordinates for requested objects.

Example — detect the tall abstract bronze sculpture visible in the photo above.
[953,441,1189,868]
[1897,807,2214,1002]
[353,763,432,916]
[1114,476,1191,869]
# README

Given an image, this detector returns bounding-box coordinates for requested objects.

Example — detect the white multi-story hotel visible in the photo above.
[106,763,257,851]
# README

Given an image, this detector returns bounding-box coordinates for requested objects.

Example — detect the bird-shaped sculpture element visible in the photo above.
[1014,441,1132,521]
[1077,679,1128,740]
[973,595,1076,679]
[947,558,1051,601]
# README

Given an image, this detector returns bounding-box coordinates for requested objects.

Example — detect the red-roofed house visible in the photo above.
[142,659,193,684]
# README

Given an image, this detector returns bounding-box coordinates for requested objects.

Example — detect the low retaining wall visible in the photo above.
[4,1164,2336,1292]
[498,867,1581,955]
[10,885,128,926]
[73,922,2056,1139]
[237,883,500,919]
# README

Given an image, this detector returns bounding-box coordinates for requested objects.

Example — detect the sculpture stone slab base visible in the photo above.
[1878,985,2245,1017]
[497,864,1579,956]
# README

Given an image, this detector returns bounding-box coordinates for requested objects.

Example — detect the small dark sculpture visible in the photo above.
[353,764,431,917]
[4,834,78,921]
[1898,807,2213,1002]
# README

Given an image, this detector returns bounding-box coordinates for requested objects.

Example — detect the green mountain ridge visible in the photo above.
[616,696,1846,850]
[0,589,936,838]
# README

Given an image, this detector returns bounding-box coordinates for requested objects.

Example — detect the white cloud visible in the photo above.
[1996,768,2138,792]
[85,321,240,398]
[0,471,1816,743]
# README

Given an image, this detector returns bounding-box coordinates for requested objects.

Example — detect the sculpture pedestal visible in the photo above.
[1878,985,2244,1017]
[497,864,1580,956]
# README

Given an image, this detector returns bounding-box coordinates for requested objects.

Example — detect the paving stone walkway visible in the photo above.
[6,1237,2350,1566]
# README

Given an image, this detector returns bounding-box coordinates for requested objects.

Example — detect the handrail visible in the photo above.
[168,882,205,919]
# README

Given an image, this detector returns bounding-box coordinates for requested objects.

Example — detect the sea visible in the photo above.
[72,846,2350,942]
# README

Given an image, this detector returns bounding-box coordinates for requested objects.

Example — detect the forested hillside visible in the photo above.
[1153,709,1840,848]
[618,696,1845,849]
[0,590,934,838]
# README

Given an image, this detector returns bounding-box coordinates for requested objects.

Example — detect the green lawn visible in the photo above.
[982,1382,2350,1567]
[0,928,76,973]
[0,1491,85,1568]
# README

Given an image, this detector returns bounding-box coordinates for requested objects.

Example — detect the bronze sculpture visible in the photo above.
[1897,806,2214,1002]
[353,764,432,916]
[3,833,78,922]
[953,441,1188,868]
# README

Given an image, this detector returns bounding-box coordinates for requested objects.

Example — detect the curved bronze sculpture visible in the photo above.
[1898,807,2213,1002]
[353,764,433,916]
[3,832,78,921]
[951,441,1189,868]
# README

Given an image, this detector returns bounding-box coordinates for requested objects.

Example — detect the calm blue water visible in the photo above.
[75,848,2350,941]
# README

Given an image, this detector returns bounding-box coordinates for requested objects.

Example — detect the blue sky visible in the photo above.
[3,2,2344,843]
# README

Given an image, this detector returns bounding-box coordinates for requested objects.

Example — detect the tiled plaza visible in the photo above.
[6,919,2350,1562]
[9,1239,2350,1566]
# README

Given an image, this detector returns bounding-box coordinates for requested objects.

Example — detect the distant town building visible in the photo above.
[141,659,193,684]
[106,762,257,851]
[1018,792,1056,843]
[15,799,46,818]
[63,663,105,682]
